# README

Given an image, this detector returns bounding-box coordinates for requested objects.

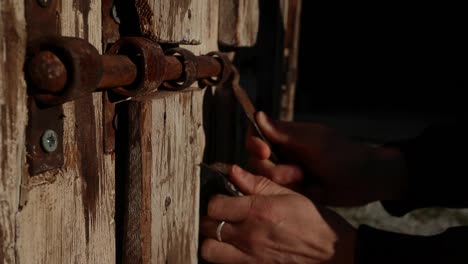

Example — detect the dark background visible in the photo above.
[294,2,466,143]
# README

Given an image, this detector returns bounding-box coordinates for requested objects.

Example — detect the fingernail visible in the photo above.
[232,165,244,176]
[257,111,266,121]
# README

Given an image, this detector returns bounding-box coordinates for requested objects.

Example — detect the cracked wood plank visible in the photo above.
[0,1,27,263]
[15,0,115,263]
[125,91,205,264]
[135,0,205,44]
[123,1,219,263]
[218,0,259,47]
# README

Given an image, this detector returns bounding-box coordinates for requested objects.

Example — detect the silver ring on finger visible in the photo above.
[216,221,226,242]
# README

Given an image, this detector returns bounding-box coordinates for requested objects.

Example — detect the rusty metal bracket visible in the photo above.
[26,98,64,175]
[25,0,64,175]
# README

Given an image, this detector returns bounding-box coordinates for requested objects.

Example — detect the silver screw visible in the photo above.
[37,0,51,8]
[41,129,59,153]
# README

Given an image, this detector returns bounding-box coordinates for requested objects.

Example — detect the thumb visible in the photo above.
[229,165,292,195]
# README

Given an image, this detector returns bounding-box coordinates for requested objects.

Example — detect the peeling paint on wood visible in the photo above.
[123,2,220,262]
[0,0,27,263]
[218,0,259,47]
[124,91,204,264]
[15,0,115,263]
[135,0,204,44]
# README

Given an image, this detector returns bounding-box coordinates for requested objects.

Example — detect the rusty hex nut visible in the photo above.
[162,48,198,91]
[107,37,166,97]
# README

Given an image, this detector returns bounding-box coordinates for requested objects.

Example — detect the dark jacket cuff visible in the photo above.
[356,225,468,264]
[380,121,468,216]
[355,225,441,263]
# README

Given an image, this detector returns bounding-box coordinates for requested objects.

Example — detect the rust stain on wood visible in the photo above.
[124,90,203,264]
[74,95,100,242]
[73,0,91,40]
[124,100,153,263]
[15,0,115,263]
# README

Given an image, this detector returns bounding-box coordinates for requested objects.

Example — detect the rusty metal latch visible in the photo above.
[25,36,233,106]
[24,34,234,175]
[25,0,64,175]
[24,0,235,175]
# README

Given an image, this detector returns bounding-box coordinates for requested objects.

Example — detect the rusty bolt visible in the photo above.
[41,129,59,153]
[26,36,230,105]
[28,51,67,93]
[27,36,103,106]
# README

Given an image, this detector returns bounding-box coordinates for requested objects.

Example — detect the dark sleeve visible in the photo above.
[356,225,468,264]
[380,120,468,216]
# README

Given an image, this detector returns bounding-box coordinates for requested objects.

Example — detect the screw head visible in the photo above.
[37,0,51,7]
[41,129,59,153]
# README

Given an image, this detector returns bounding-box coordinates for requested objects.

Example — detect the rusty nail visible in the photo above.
[37,0,51,8]
[41,129,59,153]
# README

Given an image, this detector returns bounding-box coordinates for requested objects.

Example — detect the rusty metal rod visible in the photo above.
[99,55,138,88]
[28,51,223,94]
[164,55,223,82]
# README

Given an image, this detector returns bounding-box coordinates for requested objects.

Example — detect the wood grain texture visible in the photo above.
[279,0,301,121]
[218,0,259,47]
[124,2,220,263]
[135,0,205,44]
[0,1,27,263]
[184,0,241,165]
[15,0,115,263]
[181,0,219,54]
[124,91,204,264]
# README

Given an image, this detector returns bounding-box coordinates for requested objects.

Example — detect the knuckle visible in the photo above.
[248,197,268,220]
[246,196,257,217]
[250,198,281,224]
[207,195,223,217]
[252,177,271,193]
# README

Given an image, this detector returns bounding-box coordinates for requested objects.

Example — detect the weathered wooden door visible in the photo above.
[1,0,300,263]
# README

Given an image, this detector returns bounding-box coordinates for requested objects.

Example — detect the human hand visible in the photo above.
[245,112,408,206]
[200,165,356,264]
